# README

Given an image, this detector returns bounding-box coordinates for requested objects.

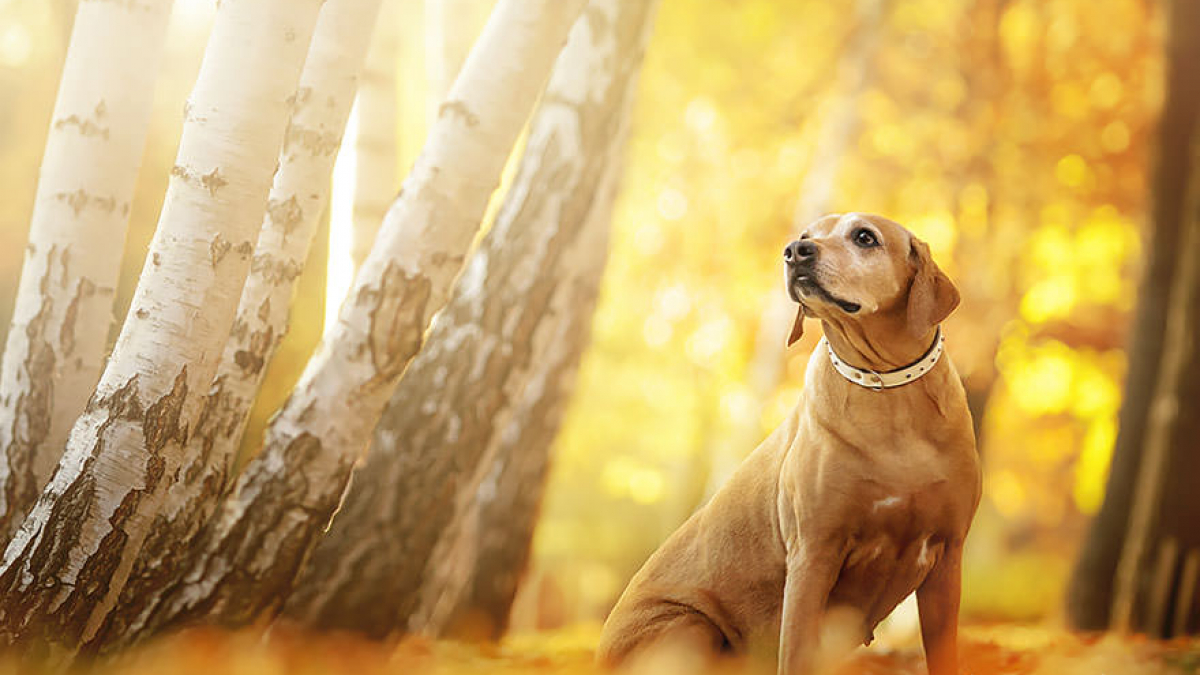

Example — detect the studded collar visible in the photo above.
[821,328,944,391]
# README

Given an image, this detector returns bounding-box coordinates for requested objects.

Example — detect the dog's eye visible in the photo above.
[852,228,879,248]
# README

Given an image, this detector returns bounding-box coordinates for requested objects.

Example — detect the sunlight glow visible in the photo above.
[325,102,360,334]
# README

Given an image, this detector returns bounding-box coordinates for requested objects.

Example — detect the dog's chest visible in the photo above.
[823,488,948,641]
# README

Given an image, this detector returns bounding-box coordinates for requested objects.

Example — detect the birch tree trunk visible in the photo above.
[0,0,173,539]
[284,0,657,637]
[704,0,885,495]
[143,0,589,630]
[0,0,324,649]
[85,0,384,651]
[413,145,629,642]
[350,0,401,272]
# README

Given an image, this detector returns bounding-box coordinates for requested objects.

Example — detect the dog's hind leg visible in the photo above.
[596,604,731,670]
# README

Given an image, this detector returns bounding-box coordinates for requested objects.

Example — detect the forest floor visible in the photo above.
[16,623,1198,675]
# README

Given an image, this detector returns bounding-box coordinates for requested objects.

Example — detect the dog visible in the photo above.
[597,213,981,674]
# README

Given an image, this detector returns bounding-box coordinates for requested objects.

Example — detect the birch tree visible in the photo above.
[87,0,385,650]
[139,0,590,630]
[0,0,325,649]
[283,0,658,637]
[350,0,401,272]
[413,153,629,640]
[0,0,173,538]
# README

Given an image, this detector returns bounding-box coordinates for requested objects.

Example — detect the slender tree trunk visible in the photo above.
[143,0,589,630]
[350,0,401,272]
[1067,0,1200,631]
[414,194,616,640]
[0,0,324,649]
[284,0,657,637]
[85,0,384,651]
[417,142,633,642]
[704,0,885,496]
[0,0,173,539]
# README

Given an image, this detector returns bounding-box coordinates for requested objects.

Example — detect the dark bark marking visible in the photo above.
[141,367,189,455]
[210,234,231,268]
[59,248,70,288]
[201,169,227,197]
[54,189,119,217]
[2,248,58,535]
[355,263,431,391]
[59,277,96,357]
[233,325,273,376]
[170,166,227,197]
[267,196,304,236]
[53,114,109,140]
[284,126,342,159]
[251,253,302,285]
[438,100,480,127]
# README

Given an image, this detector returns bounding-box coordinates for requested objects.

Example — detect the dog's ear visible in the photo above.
[787,306,805,347]
[906,237,960,338]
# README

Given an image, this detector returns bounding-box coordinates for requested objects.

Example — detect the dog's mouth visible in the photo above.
[791,274,862,314]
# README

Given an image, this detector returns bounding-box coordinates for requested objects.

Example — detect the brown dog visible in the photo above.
[597,213,981,674]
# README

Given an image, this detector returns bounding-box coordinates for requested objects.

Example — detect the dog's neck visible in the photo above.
[819,315,938,372]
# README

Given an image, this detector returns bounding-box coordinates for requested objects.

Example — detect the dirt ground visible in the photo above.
[16,623,1195,675]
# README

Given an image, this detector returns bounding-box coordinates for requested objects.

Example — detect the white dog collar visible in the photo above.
[822,328,944,391]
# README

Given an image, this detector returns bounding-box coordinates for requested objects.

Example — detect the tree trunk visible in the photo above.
[0,0,324,650]
[1067,0,1200,631]
[284,0,657,638]
[417,151,633,641]
[350,0,401,272]
[0,0,173,539]
[142,0,589,630]
[1109,111,1200,637]
[85,0,384,651]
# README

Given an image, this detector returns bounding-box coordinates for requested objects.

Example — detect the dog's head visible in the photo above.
[783,213,959,347]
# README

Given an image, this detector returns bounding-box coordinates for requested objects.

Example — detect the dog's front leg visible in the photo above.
[778,546,840,675]
[917,541,963,675]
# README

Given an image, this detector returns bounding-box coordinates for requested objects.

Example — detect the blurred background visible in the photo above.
[0,0,1168,640]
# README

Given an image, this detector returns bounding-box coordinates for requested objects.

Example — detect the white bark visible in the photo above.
[0,0,325,649]
[147,0,589,628]
[89,0,385,649]
[0,0,174,538]
[350,0,401,271]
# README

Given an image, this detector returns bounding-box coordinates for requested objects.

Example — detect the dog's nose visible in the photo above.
[784,240,817,264]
